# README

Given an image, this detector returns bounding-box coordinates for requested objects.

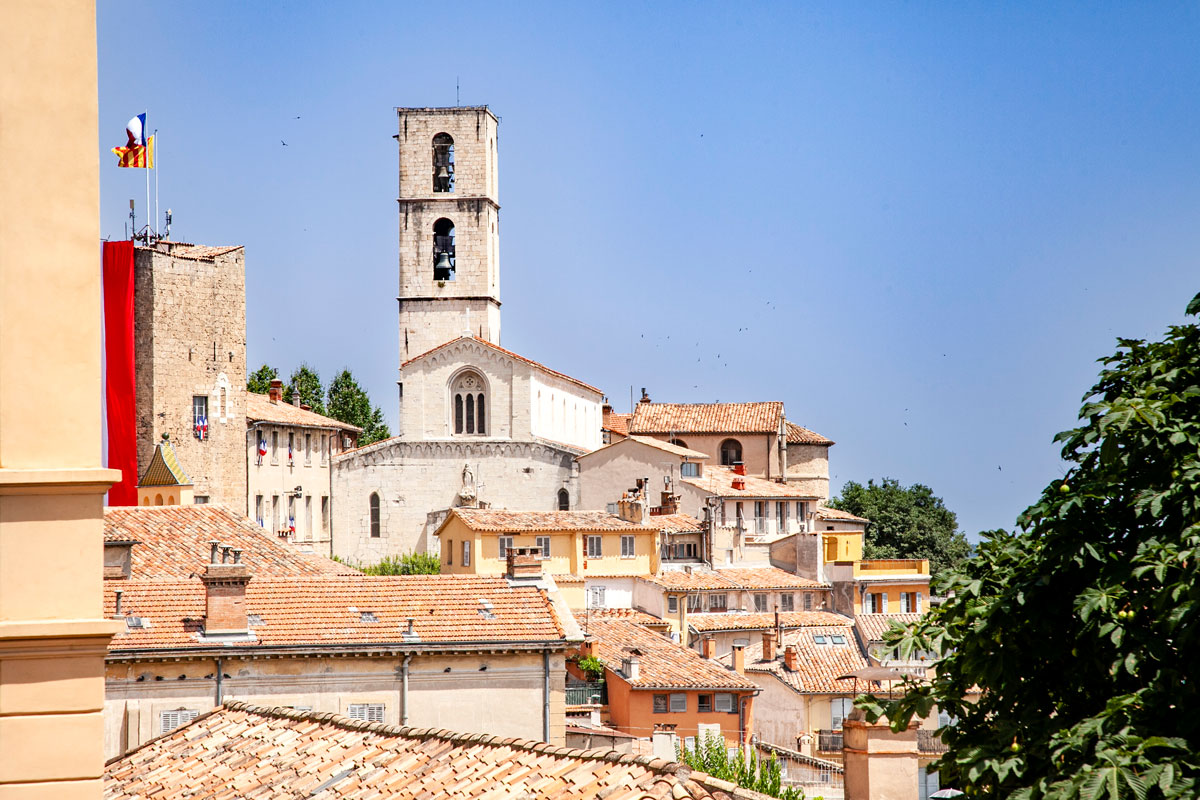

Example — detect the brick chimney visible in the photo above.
[732,463,747,477]
[506,547,543,581]
[268,379,283,404]
[701,637,717,660]
[201,541,252,635]
[639,387,651,404]
[784,645,800,672]
[732,644,745,675]
[762,630,777,658]
[579,638,598,660]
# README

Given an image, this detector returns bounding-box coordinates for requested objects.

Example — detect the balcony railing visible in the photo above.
[565,681,607,706]
[854,559,929,575]
[917,729,948,754]
[816,729,843,752]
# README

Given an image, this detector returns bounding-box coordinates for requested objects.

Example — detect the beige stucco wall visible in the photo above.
[639,432,787,479]
[577,438,702,512]
[0,3,122,796]
[104,650,566,758]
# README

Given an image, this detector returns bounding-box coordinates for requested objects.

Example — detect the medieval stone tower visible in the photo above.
[396,106,501,363]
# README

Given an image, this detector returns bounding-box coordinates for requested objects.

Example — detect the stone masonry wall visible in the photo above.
[134,246,246,508]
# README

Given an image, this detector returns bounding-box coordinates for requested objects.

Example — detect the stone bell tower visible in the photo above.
[396,106,501,363]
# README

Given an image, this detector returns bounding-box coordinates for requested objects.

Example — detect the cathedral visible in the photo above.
[331,107,604,561]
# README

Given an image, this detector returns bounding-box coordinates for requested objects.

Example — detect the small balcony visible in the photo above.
[853,559,930,577]
[816,729,843,753]
[565,681,607,706]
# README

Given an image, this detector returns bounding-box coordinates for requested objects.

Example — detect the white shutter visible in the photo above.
[881,594,888,613]
[917,592,923,613]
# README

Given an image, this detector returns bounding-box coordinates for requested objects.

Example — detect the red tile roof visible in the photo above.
[681,467,823,499]
[105,575,568,652]
[445,508,655,533]
[103,505,357,579]
[603,408,632,436]
[815,505,870,523]
[640,567,827,592]
[105,703,759,799]
[736,625,869,694]
[136,242,243,261]
[643,513,704,533]
[589,618,758,690]
[245,392,361,431]
[401,335,602,395]
[573,607,671,630]
[631,402,784,435]
[784,421,835,446]
[854,613,923,643]
[688,611,850,633]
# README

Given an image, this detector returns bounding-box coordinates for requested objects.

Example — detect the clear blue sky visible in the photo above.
[98,3,1200,538]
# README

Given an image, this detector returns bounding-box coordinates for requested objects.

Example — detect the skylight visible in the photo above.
[360,611,378,624]
[813,634,828,645]
[831,634,846,645]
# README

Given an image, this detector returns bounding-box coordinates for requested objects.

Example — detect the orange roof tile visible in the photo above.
[103,505,357,579]
[785,421,835,446]
[815,505,869,523]
[444,508,655,533]
[245,392,361,431]
[735,625,868,694]
[681,466,823,499]
[588,618,757,691]
[105,575,567,652]
[643,514,704,533]
[578,435,709,462]
[573,607,671,629]
[688,611,850,633]
[640,567,826,592]
[603,408,632,436]
[105,703,759,799]
[136,242,243,261]
[401,335,602,395]
[631,402,784,435]
[854,613,923,643]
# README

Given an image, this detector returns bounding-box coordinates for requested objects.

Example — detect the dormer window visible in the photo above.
[451,371,487,435]
[433,133,455,193]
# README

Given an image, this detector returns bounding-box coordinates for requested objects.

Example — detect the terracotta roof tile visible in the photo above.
[445,509,655,533]
[136,242,243,261]
[854,613,923,643]
[815,505,869,523]
[105,703,757,798]
[734,625,868,694]
[572,608,671,629]
[640,567,826,592]
[603,408,632,436]
[579,435,710,462]
[784,421,834,446]
[105,575,567,652]
[688,611,850,633]
[631,402,784,435]
[246,392,361,431]
[103,505,358,579]
[680,467,822,499]
[642,514,704,533]
[401,335,602,395]
[588,619,757,690]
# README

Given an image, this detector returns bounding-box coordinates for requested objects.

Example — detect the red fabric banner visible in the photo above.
[103,240,138,505]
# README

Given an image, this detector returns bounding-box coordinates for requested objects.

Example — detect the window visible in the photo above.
[684,736,696,753]
[667,595,679,613]
[321,434,328,464]
[813,634,828,645]
[830,634,847,645]
[669,693,687,712]
[369,492,380,538]
[588,586,606,609]
[754,593,768,612]
[446,539,453,565]
[462,540,471,566]
[498,536,513,560]
[433,217,456,280]
[287,432,294,463]
[321,496,328,532]
[687,593,703,612]
[901,591,923,613]
[780,593,795,611]
[831,697,855,730]
[804,592,813,611]
[160,709,200,734]
[586,535,602,558]
[796,501,809,522]
[697,694,713,713]
[287,496,295,533]
[777,501,787,530]
[255,495,263,526]
[271,430,279,463]
[271,495,279,532]
[707,593,727,612]
[432,132,455,193]
[192,396,208,440]
[557,488,570,510]
[304,433,311,464]
[669,438,688,449]
[304,495,312,539]
[681,461,699,477]
[451,371,486,434]
[719,438,742,466]
[347,703,385,723]
[653,694,669,713]
[620,535,635,558]
[867,592,887,613]
[714,693,735,713]
[536,536,551,559]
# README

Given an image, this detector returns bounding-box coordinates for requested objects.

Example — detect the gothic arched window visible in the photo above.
[369,492,381,538]
[433,133,455,193]
[451,371,487,435]
[433,218,455,281]
[719,438,743,466]
[558,489,570,511]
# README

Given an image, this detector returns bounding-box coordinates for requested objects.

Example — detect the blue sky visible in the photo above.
[98,3,1200,538]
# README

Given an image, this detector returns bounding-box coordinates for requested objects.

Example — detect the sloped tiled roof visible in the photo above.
[631,402,784,435]
[105,575,567,652]
[579,435,711,462]
[245,392,361,431]
[688,611,850,633]
[681,466,822,499]
[401,335,602,395]
[640,567,827,592]
[603,407,632,436]
[589,618,757,691]
[574,607,671,630]
[137,242,243,262]
[735,625,868,695]
[643,513,705,533]
[815,505,870,523]
[444,508,655,533]
[784,421,835,446]
[136,440,190,487]
[103,505,357,579]
[854,613,923,643]
[105,703,764,799]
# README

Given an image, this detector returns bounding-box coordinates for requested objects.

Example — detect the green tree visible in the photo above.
[826,478,970,576]
[287,363,326,415]
[675,733,801,800]
[859,293,1200,800]
[326,369,391,446]
[247,364,278,394]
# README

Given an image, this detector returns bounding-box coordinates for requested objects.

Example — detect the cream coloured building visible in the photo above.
[246,383,359,551]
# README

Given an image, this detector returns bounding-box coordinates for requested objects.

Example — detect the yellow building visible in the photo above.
[812,528,931,616]
[436,509,660,610]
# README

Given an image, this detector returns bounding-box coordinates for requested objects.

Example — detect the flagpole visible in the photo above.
[153,129,159,240]
[144,110,150,241]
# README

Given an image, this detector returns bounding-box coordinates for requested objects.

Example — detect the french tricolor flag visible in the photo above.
[258,438,267,457]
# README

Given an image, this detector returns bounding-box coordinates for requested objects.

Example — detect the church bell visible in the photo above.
[434,251,454,280]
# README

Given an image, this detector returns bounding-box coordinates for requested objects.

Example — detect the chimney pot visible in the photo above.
[232,548,243,564]
[733,463,746,476]
[292,392,300,407]
[268,379,283,404]
[209,540,220,564]
[221,545,232,564]
[732,644,746,675]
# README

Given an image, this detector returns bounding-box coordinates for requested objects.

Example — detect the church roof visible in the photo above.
[401,335,603,396]
[631,402,786,435]
[137,440,191,487]
[246,392,361,431]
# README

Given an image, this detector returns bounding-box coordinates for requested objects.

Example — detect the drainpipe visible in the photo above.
[401,653,413,725]
[215,657,223,705]
[542,650,551,743]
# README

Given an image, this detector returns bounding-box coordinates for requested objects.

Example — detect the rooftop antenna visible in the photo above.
[128,199,135,241]
[456,77,460,107]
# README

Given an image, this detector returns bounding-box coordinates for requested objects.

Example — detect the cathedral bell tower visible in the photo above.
[395,107,501,362]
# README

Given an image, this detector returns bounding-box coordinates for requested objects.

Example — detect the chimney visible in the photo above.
[616,492,647,524]
[201,542,253,635]
[659,491,678,515]
[639,387,651,404]
[701,637,717,660]
[506,547,543,581]
[292,391,301,407]
[733,463,746,477]
[268,379,283,403]
[624,654,640,680]
[113,589,124,618]
[732,476,746,491]
[732,644,745,675]
[762,630,777,658]
[579,638,598,660]
[784,645,800,672]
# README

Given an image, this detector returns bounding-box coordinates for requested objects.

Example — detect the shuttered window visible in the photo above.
[348,703,385,722]
[160,709,200,734]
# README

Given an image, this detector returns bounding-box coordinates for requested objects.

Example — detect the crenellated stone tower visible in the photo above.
[396,106,501,364]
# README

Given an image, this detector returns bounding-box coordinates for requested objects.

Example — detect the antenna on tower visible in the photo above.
[456,77,460,107]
